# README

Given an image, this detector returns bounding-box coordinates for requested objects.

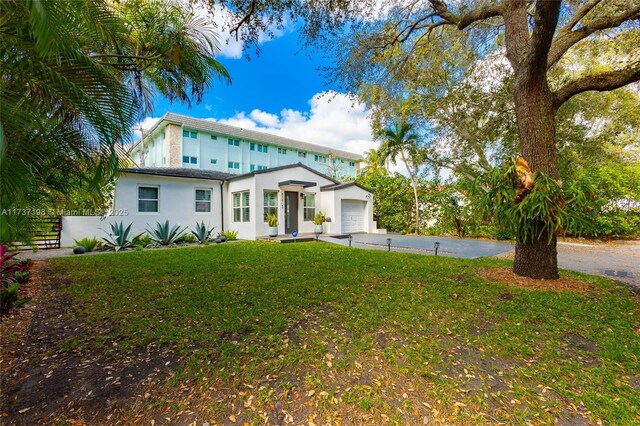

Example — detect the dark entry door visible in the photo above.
[284,191,298,234]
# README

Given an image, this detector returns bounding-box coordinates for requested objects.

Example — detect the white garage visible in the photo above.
[341,200,367,233]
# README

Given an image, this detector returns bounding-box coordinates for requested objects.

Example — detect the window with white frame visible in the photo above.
[278,147,287,154]
[138,186,158,213]
[195,189,212,212]
[298,151,306,158]
[233,191,250,222]
[182,156,197,164]
[303,194,315,221]
[263,191,278,222]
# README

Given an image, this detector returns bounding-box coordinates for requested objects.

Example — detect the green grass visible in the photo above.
[49,241,640,424]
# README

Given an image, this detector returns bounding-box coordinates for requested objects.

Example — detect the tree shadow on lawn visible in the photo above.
[1,270,182,425]
[1,261,635,425]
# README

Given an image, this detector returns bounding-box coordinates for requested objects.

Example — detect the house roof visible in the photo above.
[320,181,372,193]
[121,167,234,181]
[227,162,340,184]
[135,112,364,162]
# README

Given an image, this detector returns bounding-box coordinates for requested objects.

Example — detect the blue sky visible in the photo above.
[141,27,378,158]
[152,30,331,117]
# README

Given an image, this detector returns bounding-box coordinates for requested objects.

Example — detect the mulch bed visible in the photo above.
[1,261,46,379]
[477,267,596,291]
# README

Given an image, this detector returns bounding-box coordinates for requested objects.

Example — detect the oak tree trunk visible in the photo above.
[511,73,560,279]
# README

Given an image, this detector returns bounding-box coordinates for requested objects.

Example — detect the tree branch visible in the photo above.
[527,0,561,73]
[553,64,640,108]
[548,4,640,69]
[428,0,504,30]
[561,0,602,32]
[229,0,257,41]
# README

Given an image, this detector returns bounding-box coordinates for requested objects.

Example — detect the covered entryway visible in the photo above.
[341,200,366,233]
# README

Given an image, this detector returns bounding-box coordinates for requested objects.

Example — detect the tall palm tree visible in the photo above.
[378,121,422,234]
[0,0,230,243]
[360,148,388,177]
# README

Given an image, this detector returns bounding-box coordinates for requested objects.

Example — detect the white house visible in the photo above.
[60,115,381,245]
[61,164,376,245]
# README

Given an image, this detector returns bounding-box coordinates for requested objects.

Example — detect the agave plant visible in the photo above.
[191,221,216,244]
[146,220,186,246]
[102,221,138,252]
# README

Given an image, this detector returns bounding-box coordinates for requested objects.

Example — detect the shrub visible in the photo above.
[267,213,279,227]
[146,220,186,246]
[74,237,100,252]
[102,221,138,252]
[312,212,325,225]
[219,230,239,241]
[132,234,152,248]
[1,246,33,315]
[176,233,197,244]
[190,221,216,244]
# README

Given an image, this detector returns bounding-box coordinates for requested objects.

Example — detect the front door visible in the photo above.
[284,191,298,234]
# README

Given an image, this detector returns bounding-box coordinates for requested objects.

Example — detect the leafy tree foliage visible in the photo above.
[0,0,230,243]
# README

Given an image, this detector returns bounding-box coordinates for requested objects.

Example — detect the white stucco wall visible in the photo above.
[61,168,374,245]
[321,185,375,234]
[60,173,223,246]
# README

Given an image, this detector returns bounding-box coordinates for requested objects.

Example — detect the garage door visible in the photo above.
[341,200,366,233]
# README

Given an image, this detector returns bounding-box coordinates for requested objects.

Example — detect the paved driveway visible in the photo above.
[321,234,640,288]
[321,233,514,258]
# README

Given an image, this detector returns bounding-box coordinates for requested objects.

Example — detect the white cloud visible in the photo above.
[132,116,161,140]
[249,109,281,127]
[213,91,379,158]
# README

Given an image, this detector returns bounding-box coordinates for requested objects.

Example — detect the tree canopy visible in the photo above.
[0,0,230,243]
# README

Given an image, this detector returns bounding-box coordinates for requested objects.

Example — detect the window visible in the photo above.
[183,130,197,138]
[210,135,217,140]
[314,155,327,163]
[183,130,189,137]
[349,161,356,167]
[233,191,250,222]
[250,143,255,151]
[228,161,240,169]
[303,194,315,221]
[182,156,197,164]
[210,159,217,164]
[195,189,212,212]
[228,138,240,146]
[138,186,158,213]
[190,131,197,138]
[278,147,287,155]
[263,191,278,221]
[250,164,268,172]
[257,144,268,153]
[250,164,255,172]
[258,165,268,170]
[298,151,306,158]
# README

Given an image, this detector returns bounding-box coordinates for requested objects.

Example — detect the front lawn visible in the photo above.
[5,242,640,424]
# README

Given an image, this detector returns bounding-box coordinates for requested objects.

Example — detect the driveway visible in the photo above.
[321,234,639,288]
[321,233,514,259]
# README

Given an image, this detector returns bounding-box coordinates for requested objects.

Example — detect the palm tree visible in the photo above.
[377,121,422,234]
[0,0,230,243]
[360,148,388,177]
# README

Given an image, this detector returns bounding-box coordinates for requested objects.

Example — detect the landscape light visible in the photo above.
[386,238,392,252]
[434,241,440,256]
[348,234,353,247]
